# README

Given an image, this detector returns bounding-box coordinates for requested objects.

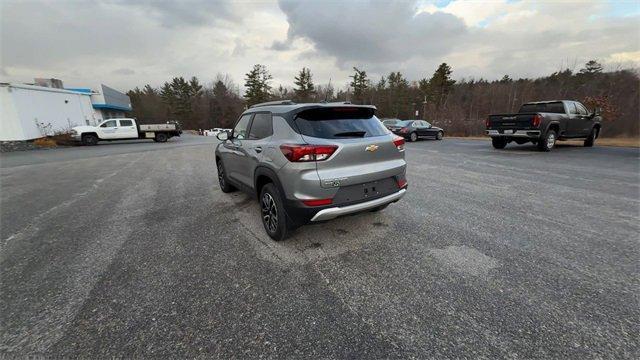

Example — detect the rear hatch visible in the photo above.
[294,106,406,190]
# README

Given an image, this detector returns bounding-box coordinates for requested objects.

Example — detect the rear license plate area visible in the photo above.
[362,181,381,198]
[332,178,397,204]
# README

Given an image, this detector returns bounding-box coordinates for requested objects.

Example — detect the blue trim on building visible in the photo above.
[65,88,93,94]
[92,103,132,111]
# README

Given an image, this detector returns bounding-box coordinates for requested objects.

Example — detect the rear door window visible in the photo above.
[295,107,388,139]
[119,119,133,126]
[248,113,273,139]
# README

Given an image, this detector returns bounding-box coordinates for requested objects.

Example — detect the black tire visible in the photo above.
[260,183,288,241]
[81,134,98,146]
[492,137,507,149]
[409,132,418,142]
[436,131,444,140]
[538,129,557,152]
[584,128,597,147]
[217,161,236,193]
[155,133,168,143]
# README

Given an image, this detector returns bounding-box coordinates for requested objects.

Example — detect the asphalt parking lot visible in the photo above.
[1,135,638,358]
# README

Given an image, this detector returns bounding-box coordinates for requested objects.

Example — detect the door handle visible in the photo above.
[255,146,263,153]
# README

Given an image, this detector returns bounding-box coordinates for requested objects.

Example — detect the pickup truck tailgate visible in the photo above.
[488,114,535,129]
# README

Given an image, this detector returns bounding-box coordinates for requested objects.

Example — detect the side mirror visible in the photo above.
[216,131,229,141]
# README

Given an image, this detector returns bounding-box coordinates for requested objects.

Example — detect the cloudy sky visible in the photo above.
[1,0,639,93]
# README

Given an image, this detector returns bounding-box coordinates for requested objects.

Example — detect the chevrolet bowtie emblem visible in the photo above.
[365,144,379,152]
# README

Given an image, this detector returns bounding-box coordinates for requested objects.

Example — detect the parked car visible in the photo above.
[381,118,401,127]
[215,101,408,241]
[71,118,181,145]
[385,120,444,142]
[486,100,601,151]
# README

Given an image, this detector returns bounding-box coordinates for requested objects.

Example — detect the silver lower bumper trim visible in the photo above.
[310,189,406,222]
[486,130,541,137]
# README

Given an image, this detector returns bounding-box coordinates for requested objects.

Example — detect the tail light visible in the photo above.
[397,178,408,189]
[531,114,542,127]
[485,117,491,128]
[392,136,405,152]
[280,144,338,162]
[399,127,409,133]
[302,198,333,206]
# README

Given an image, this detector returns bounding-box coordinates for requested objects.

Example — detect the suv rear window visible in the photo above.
[518,102,565,113]
[295,107,388,139]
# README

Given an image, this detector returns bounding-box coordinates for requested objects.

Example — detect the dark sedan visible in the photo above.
[385,120,444,142]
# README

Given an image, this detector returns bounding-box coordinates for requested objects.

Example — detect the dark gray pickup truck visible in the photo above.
[485,100,602,151]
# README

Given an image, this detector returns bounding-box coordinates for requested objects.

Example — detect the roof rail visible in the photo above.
[249,100,296,108]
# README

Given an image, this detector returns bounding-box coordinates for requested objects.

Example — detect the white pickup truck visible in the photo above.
[70,118,182,145]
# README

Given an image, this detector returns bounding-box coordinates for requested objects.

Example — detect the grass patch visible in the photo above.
[33,137,57,148]
[446,135,639,148]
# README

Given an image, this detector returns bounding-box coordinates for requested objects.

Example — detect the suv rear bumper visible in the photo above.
[310,189,406,222]
[486,130,541,138]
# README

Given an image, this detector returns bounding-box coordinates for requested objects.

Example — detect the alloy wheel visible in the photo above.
[261,193,278,233]
[547,132,556,150]
[217,163,225,187]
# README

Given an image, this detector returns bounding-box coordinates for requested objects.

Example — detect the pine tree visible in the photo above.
[349,67,369,104]
[387,71,409,117]
[579,60,603,74]
[244,64,273,106]
[293,67,315,102]
[499,75,513,83]
[428,63,456,107]
[418,78,430,99]
[158,76,203,126]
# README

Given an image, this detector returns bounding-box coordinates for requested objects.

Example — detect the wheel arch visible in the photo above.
[546,122,560,134]
[254,166,285,199]
[82,132,99,139]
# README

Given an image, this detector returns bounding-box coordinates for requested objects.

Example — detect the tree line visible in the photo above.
[128,60,639,137]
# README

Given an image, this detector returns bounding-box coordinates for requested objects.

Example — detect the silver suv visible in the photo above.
[215,101,407,240]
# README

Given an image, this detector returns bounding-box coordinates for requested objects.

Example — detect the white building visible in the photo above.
[0,80,132,141]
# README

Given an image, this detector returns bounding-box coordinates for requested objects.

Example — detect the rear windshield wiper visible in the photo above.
[333,131,367,137]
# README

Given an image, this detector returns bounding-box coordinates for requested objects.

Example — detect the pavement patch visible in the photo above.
[429,245,501,278]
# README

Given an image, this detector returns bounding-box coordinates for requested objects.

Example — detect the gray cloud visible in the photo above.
[0,0,637,92]
[2,2,174,68]
[270,39,293,51]
[278,1,467,65]
[231,38,249,57]
[111,0,239,28]
[112,68,136,76]
[276,0,639,81]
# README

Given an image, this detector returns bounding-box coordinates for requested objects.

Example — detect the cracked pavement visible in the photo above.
[1,135,638,358]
